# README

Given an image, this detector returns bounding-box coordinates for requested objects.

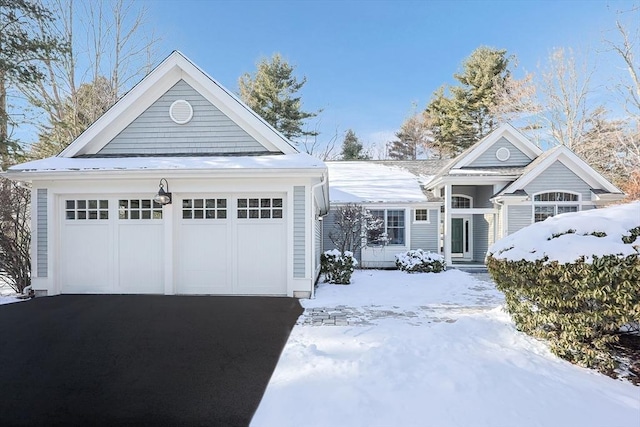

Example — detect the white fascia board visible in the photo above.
[4,166,327,182]
[430,174,521,188]
[501,146,621,194]
[452,124,542,169]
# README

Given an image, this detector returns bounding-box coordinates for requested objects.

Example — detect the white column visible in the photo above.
[444,184,452,266]
[163,202,174,295]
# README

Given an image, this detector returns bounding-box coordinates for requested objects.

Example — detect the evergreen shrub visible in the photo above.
[487,236,640,375]
[395,249,446,273]
[321,250,358,285]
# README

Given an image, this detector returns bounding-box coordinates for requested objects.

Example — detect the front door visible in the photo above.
[451,216,471,259]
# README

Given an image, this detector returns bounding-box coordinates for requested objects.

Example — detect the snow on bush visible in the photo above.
[487,202,640,379]
[395,249,445,273]
[489,201,640,264]
[320,249,358,285]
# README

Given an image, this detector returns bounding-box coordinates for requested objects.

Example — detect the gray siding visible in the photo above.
[99,80,271,155]
[451,185,494,208]
[507,205,532,235]
[410,209,439,252]
[37,189,48,277]
[467,136,533,168]
[293,186,306,278]
[321,208,362,261]
[473,214,489,262]
[524,161,592,201]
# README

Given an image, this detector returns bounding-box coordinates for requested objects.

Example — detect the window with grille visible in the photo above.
[182,199,227,219]
[237,198,283,219]
[533,192,579,222]
[367,209,405,245]
[119,199,163,220]
[414,209,429,222]
[451,195,472,209]
[65,199,109,220]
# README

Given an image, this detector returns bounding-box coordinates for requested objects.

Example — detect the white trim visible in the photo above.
[451,215,473,260]
[413,208,430,223]
[495,147,511,162]
[59,51,298,158]
[451,194,473,209]
[169,99,193,124]
[531,190,582,223]
[501,146,622,195]
[452,124,542,169]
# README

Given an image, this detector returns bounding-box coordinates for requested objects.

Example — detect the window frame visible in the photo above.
[65,199,109,221]
[414,208,430,223]
[532,191,581,222]
[236,197,284,220]
[366,208,406,246]
[451,194,473,209]
[181,198,228,220]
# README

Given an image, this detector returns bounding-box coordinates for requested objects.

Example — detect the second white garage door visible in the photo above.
[175,194,287,295]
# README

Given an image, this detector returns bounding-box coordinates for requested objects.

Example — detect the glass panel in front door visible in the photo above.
[451,218,464,254]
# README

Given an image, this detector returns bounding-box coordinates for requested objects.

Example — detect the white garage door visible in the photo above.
[175,195,286,295]
[176,197,231,294]
[60,196,164,294]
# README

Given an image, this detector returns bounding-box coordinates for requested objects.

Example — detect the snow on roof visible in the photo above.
[327,161,431,203]
[489,202,640,264]
[7,153,325,175]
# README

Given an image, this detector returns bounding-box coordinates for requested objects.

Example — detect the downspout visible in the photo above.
[310,173,328,299]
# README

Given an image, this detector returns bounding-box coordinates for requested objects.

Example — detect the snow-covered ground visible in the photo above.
[0,278,24,305]
[252,269,640,427]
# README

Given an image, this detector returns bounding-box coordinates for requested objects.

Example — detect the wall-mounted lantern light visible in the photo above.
[153,178,172,205]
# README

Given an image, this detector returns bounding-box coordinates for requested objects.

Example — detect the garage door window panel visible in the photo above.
[65,199,109,220]
[119,199,163,220]
[237,198,283,219]
[182,198,227,219]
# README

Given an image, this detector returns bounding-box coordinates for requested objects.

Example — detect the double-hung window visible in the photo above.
[367,209,405,245]
[533,192,579,222]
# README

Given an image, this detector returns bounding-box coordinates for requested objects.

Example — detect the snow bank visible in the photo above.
[490,202,640,263]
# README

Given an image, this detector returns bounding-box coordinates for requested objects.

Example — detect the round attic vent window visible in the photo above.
[496,147,511,162]
[169,100,193,124]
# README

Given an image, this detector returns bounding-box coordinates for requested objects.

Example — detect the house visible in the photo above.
[4,51,329,298]
[324,124,624,267]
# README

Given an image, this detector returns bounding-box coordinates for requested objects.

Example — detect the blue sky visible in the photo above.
[143,0,633,153]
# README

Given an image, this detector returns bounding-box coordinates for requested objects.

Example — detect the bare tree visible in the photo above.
[299,123,339,160]
[0,177,30,293]
[538,47,602,150]
[605,5,640,120]
[328,204,384,254]
[19,0,159,157]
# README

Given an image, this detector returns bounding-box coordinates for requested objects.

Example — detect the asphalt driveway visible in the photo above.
[0,295,303,426]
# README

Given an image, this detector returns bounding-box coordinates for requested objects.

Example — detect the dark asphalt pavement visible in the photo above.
[0,295,303,426]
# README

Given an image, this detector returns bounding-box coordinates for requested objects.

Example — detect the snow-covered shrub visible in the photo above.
[487,202,640,376]
[321,250,358,285]
[395,249,445,273]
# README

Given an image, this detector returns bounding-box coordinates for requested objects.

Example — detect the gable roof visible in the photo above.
[497,145,623,195]
[428,124,542,186]
[60,51,298,158]
[451,123,542,169]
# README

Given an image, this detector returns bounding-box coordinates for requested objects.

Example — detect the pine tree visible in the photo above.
[239,53,319,142]
[0,0,66,168]
[340,129,369,160]
[387,113,433,159]
[425,46,512,155]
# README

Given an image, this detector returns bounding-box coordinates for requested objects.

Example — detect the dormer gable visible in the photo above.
[452,124,542,170]
[60,51,298,158]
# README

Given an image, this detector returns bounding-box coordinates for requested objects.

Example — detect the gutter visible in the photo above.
[310,172,329,300]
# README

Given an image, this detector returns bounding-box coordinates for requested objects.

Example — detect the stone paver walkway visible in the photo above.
[298,271,500,327]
